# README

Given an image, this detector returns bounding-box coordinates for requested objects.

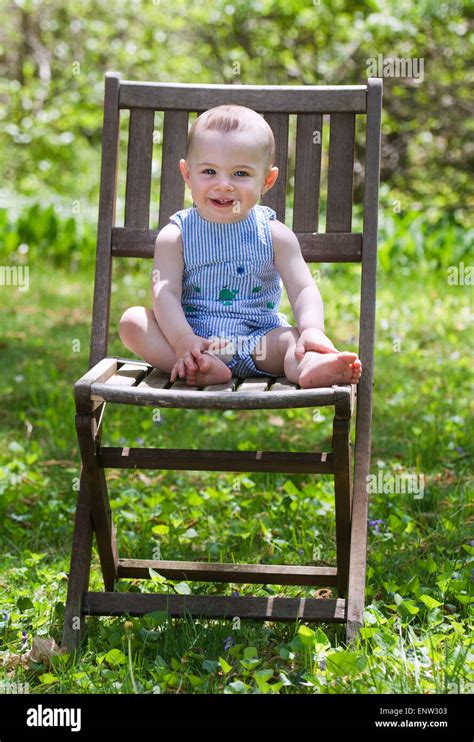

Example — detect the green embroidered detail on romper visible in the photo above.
[252,285,262,293]
[266,301,275,309]
[184,304,199,313]
[218,287,239,305]
[193,286,201,292]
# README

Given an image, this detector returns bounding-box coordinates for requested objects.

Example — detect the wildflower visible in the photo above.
[224,636,235,652]
[21,631,28,648]
[231,590,240,597]
[368,519,383,533]
[0,611,10,630]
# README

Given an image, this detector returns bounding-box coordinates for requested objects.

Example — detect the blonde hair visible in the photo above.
[185,104,275,170]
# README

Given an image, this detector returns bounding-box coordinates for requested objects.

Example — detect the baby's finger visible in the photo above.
[170,363,179,382]
[294,343,305,360]
[190,347,203,362]
[196,350,212,372]
[314,343,338,354]
[184,353,198,371]
[178,359,186,378]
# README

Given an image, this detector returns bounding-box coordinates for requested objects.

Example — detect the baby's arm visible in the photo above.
[271,220,338,357]
[151,224,211,378]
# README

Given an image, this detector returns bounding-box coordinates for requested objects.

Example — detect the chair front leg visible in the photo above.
[75,412,118,590]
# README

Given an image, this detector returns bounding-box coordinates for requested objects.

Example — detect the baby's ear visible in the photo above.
[261,165,279,194]
[179,158,191,183]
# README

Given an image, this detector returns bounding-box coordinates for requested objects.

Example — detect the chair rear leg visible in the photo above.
[332,417,353,599]
[61,469,93,653]
[345,446,370,646]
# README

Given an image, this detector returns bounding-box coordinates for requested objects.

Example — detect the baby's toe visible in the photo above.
[338,351,358,364]
[350,365,362,382]
[198,352,212,372]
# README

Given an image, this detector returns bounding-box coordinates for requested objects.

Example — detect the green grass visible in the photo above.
[0,257,472,695]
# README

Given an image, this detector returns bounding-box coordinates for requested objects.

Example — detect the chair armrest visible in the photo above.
[75,357,118,413]
[333,385,353,420]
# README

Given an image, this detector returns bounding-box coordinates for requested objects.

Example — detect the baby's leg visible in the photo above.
[251,327,362,387]
[118,306,177,372]
[119,307,231,385]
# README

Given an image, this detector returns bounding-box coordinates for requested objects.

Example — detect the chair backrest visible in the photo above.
[89,74,382,411]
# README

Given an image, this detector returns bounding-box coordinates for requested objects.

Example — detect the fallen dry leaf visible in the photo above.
[269,415,285,427]
[0,651,30,670]
[26,637,68,667]
[312,588,333,599]
[138,472,154,486]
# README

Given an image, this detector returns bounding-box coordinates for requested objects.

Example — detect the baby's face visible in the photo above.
[179,130,278,223]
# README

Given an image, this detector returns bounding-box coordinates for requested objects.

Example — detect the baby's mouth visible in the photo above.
[209,198,235,208]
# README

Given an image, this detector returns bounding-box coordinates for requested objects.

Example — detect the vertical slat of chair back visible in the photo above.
[261,113,289,222]
[124,108,155,228]
[158,110,189,228]
[326,113,356,232]
[89,72,121,368]
[293,113,323,232]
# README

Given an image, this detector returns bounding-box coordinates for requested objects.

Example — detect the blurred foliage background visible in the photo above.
[0,0,472,268]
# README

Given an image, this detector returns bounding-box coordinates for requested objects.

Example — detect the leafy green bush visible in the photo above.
[0,204,96,270]
[377,207,473,272]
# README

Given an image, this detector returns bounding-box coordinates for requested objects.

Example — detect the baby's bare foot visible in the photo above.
[184,350,232,387]
[298,351,362,388]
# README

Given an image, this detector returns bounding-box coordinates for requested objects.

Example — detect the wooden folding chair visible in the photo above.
[61,73,382,652]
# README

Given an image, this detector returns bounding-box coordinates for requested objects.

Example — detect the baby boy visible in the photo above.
[119,104,362,388]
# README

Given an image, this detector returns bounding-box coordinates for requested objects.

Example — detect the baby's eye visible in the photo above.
[234,170,250,177]
[201,168,215,175]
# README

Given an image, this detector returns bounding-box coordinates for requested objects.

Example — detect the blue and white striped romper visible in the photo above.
[168,204,292,378]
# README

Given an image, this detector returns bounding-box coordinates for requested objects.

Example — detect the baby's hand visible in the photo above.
[294,328,339,361]
[170,333,212,382]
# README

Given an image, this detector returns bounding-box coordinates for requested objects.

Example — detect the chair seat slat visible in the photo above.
[104,363,147,387]
[270,377,299,391]
[236,377,273,393]
[137,368,171,389]
[169,379,199,391]
[201,378,238,392]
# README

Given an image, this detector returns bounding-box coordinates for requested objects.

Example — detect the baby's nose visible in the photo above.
[216,177,234,190]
